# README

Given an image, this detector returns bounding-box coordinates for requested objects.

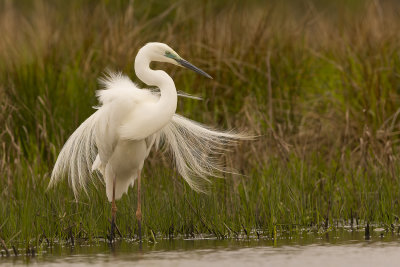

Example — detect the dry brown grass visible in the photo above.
[1,0,400,173]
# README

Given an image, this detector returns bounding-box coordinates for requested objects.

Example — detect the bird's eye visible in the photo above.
[165,51,177,59]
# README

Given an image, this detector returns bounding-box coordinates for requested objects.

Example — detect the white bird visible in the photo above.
[49,42,246,241]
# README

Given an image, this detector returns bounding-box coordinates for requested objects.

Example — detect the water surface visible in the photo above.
[2,230,400,267]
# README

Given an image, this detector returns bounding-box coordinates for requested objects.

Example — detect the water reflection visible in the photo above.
[2,230,400,267]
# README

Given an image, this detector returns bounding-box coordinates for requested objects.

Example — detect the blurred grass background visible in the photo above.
[2,0,400,245]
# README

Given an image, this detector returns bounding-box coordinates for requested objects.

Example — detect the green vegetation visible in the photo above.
[2,0,400,247]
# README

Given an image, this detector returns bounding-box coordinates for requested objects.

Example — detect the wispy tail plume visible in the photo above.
[159,114,250,192]
[49,112,98,197]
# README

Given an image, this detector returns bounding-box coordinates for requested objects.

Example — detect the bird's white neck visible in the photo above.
[134,48,178,128]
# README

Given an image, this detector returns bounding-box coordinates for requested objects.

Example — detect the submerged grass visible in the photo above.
[2,0,400,247]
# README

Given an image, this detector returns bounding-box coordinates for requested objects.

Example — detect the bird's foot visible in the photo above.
[137,219,142,242]
[136,210,142,242]
[109,217,116,243]
[108,205,118,243]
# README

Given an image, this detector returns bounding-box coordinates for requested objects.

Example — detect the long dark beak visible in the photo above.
[176,59,213,79]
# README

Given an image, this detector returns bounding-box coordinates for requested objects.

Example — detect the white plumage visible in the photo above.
[49,43,246,239]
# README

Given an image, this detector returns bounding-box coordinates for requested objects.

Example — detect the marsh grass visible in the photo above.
[2,0,400,247]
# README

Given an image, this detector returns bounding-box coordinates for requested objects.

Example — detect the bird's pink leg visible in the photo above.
[136,170,142,242]
[110,175,117,241]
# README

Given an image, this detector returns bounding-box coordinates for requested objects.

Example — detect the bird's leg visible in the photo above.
[136,170,142,242]
[110,175,117,242]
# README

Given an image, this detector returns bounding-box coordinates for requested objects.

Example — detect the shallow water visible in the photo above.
[2,230,400,267]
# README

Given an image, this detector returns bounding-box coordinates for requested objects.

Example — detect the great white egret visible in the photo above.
[49,42,246,241]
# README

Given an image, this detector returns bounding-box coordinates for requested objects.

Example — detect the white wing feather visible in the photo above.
[95,71,159,171]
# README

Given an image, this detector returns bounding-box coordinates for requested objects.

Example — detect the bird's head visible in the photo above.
[142,42,212,79]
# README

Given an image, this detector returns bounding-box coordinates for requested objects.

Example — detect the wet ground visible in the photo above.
[2,229,400,266]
